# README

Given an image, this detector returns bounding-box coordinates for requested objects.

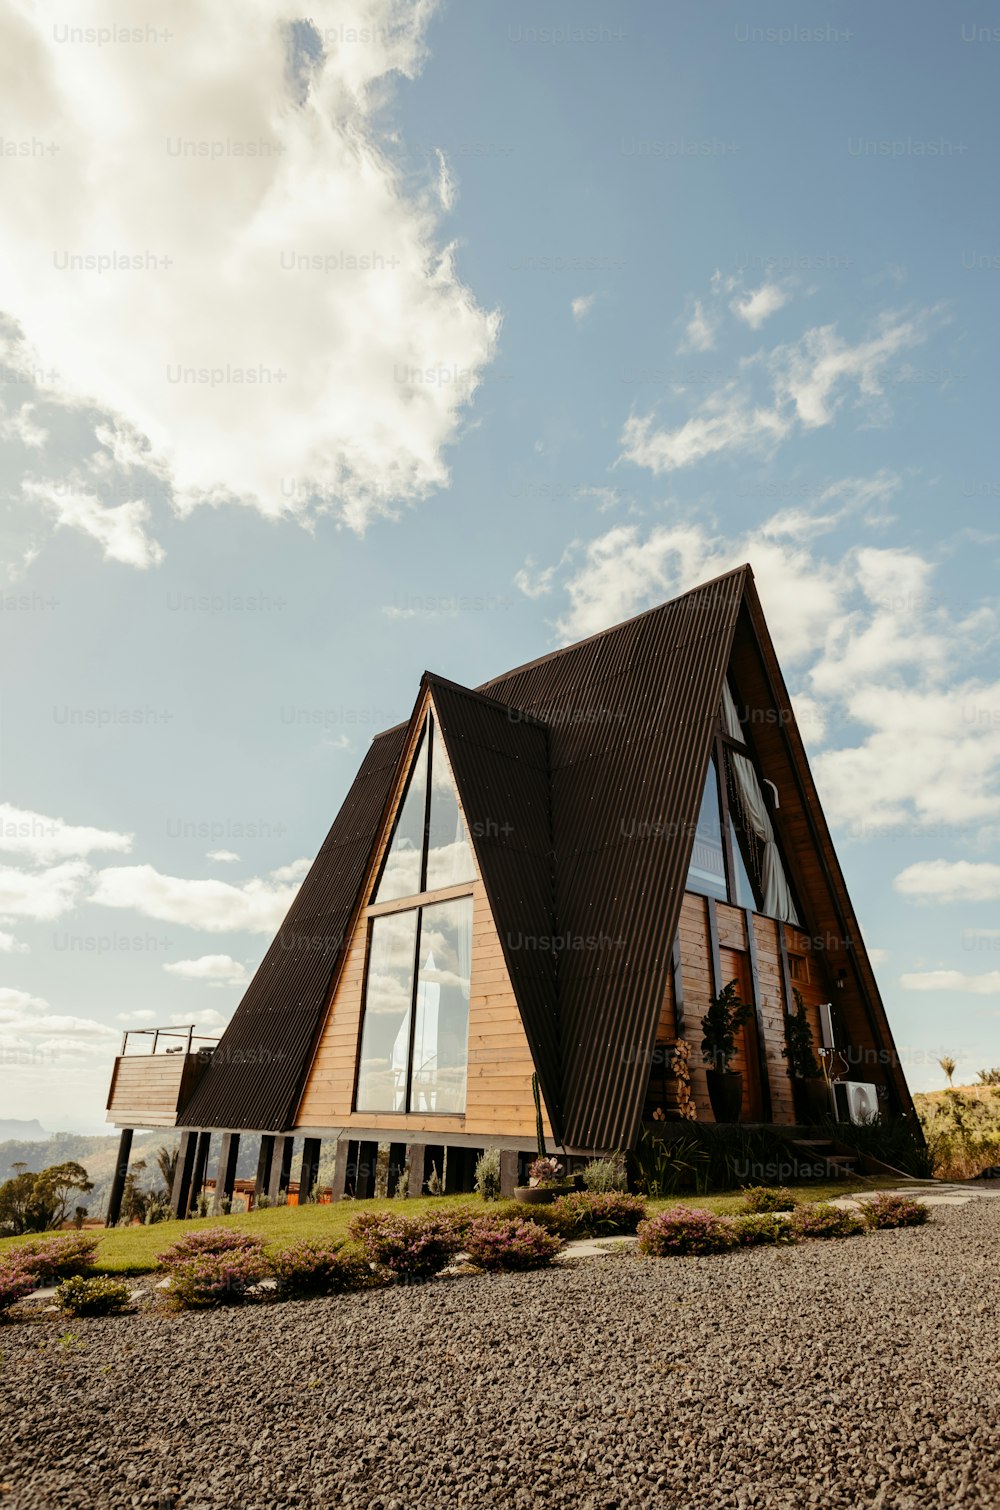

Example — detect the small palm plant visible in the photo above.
[938,1055,957,1088]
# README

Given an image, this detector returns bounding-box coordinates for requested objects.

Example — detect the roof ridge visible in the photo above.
[421,670,548,729]
[475,563,752,692]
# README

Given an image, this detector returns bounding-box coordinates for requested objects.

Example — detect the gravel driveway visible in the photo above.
[2,1198,998,1509]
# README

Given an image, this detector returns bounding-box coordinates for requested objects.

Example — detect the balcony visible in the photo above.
[106,1025,219,1128]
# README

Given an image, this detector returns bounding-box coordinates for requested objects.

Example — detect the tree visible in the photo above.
[0,1161,93,1234]
[977,1067,1000,1087]
[938,1056,957,1088]
[119,1158,148,1226]
[154,1145,178,1195]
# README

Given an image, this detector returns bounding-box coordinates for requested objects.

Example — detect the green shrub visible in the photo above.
[492,1200,576,1237]
[861,1193,930,1230]
[740,1186,797,1214]
[790,1203,866,1240]
[581,1155,628,1193]
[637,1207,736,1257]
[464,1217,562,1271]
[729,1213,797,1248]
[552,1191,647,1237]
[168,1250,268,1308]
[631,1130,709,1197]
[56,1275,131,1317]
[823,1112,934,1179]
[270,1241,375,1300]
[156,1228,266,1269]
[13,1233,99,1283]
[474,1148,502,1201]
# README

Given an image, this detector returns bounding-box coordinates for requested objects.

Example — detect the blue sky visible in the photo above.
[1,0,998,1130]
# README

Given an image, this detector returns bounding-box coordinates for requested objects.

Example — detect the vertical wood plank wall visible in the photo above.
[295,691,554,1143]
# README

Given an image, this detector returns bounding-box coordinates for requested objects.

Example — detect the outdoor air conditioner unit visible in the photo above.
[836,1080,879,1125]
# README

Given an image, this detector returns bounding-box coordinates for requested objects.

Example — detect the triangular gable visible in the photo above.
[425,674,562,1141]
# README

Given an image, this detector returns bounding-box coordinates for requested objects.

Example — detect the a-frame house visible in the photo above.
[104,566,915,1218]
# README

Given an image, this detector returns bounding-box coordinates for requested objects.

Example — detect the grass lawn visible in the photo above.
[0,1176,920,1274]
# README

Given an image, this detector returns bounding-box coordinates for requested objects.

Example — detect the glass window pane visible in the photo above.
[375,728,428,902]
[729,817,758,910]
[409,896,472,1115]
[355,910,418,1112]
[425,720,476,891]
[686,756,728,902]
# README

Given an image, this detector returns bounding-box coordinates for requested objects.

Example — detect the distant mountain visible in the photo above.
[0,1119,48,1142]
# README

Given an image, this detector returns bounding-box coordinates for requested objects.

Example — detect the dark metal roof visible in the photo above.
[179,726,408,1131]
[425,674,562,1139]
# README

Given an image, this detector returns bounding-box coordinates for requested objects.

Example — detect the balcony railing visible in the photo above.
[106,1024,219,1128]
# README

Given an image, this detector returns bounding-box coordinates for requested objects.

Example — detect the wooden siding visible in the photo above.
[643,894,823,1126]
[295,691,554,1143]
[106,1053,204,1128]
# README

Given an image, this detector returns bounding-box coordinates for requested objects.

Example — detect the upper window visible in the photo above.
[375,716,475,902]
[358,711,475,1114]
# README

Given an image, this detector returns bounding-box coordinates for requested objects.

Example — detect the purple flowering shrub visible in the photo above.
[156,1228,266,1269]
[167,1249,269,1308]
[464,1217,563,1271]
[552,1191,647,1237]
[351,1213,460,1281]
[728,1213,798,1248]
[493,1200,576,1237]
[270,1241,376,1300]
[0,1267,37,1313]
[740,1186,797,1214]
[790,1203,866,1240]
[861,1193,930,1230]
[14,1233,99,1283]
[637,1207,736,1257]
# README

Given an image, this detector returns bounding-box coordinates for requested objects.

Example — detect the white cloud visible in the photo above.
[90,862,301,933]
[0,986,117,1041]
[900,970,1000,995]
[206,850,241,864]
[0,931,27,953]
[678,299,718,353]
[21,480,165,569]
[0,860,92,921]
[895,862,1000,905]
[867,948,890,965]
[513,557,559,600]
[0,401,47,448]
[571,293,596,324]
[116,1009,157,1023]
[526,502,1000,839]
[621,308,936,475]
[730,281,789,330]
[269,857,311,883]
[0,803,133,865]
[0,1,498,540]
[164,954,250,988]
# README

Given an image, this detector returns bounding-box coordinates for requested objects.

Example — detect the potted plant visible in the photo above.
[700,979,752,1123]
[514,1072,574,1204]
[782,989,829,1123]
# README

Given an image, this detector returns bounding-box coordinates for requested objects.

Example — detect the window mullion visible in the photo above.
[419,715,433,895]
[404,907,423,1114]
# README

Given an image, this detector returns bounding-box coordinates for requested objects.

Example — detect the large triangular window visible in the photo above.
[359,710,475,1114]
[685,682,800,924]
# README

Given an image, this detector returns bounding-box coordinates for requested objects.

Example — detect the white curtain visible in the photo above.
[721,684,799,925]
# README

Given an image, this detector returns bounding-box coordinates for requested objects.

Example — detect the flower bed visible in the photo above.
[167,1249,269,1308]
[861,1193,930,1229]
[57,1275,132,1317]
[739,1186,797,1214]
[552,1191,647,1237]
[270,1241,376,1300]
[463,1217,563,1271]
[349,1212,460,1282]
[637,1207,736,1256]
[728,1213,797,1248]
[0,1267,36,1314]
[789,1203,866,1240]
[11,1234,99,1284]
[156,1228,266,1269]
